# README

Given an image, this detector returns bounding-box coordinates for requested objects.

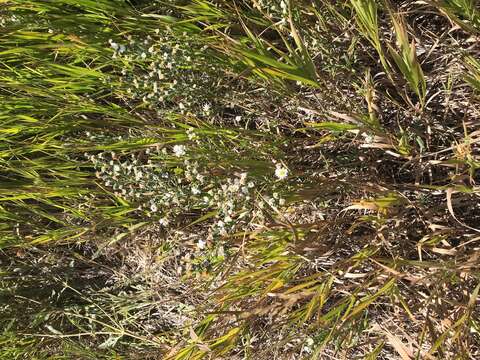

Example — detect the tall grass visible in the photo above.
[1,0,480,359]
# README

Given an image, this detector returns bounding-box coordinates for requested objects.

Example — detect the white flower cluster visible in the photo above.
[86,133,288,241]
[0,14,19,27]
[253,0,289,20]
[107,30,225,117]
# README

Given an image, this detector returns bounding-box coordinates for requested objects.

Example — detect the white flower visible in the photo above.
[303,337,315,354]
[197,239,206,250]
[275,165,289,180]
[150,203,158,212]
[187,127,198,141]
[159,217,169,226]
[239,172,247,184]
[202,103,211,113]
[362,132,374,144]
[173,144,186,157]
[191,187,201,195]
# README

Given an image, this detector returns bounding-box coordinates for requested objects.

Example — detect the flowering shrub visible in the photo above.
[106,29,228,118]
[87,131,290,242]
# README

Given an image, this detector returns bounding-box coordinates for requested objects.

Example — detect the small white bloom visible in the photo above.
[187,127,199,141]
[275,165,289,180]
[173,144,186,157]
[191,187,201,195]
[150,203,158,212]
[362,132,374,144]
[159,217,169,226]
[239,172,247,184]
[197,239,206,250]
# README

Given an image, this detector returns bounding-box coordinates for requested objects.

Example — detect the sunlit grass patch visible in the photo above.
[1,0,480,359]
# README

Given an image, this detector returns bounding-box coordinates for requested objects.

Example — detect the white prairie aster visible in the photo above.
[173,144,186,157]
[197,239,206,250]
[109,41,119,51]
[275,165,289,180]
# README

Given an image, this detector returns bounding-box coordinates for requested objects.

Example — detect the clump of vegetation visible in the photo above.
[1,0,479,359]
